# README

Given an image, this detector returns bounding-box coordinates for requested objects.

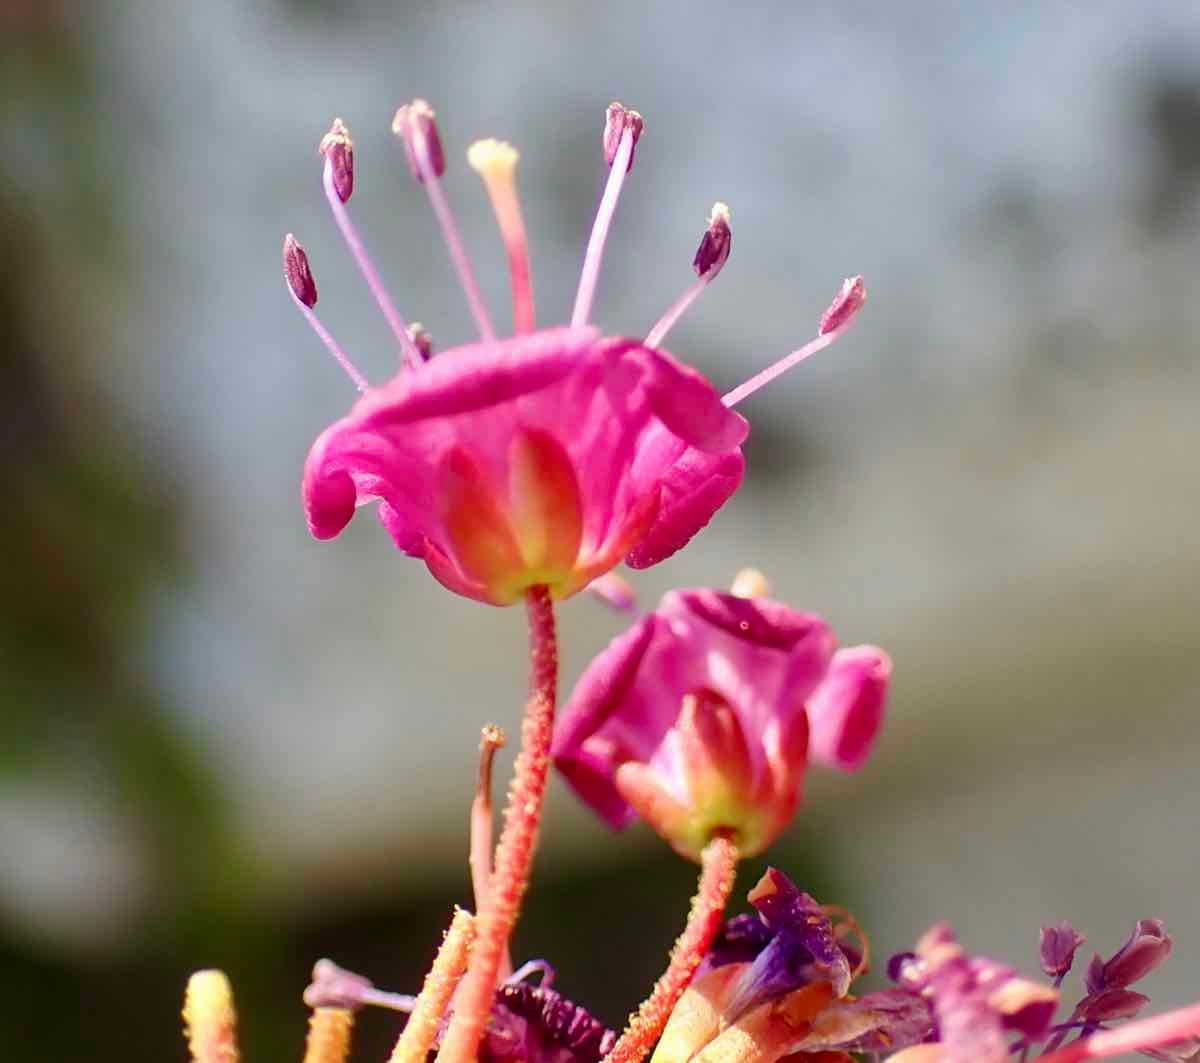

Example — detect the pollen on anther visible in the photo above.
[467,138,519,179]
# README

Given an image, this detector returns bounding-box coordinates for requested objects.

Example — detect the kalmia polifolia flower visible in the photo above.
[287,102,866,605]
[651,869,932,1063]
[552,581,891,859]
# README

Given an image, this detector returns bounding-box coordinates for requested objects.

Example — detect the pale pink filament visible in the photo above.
[721,327,844,408]
[644,271,714,349]
[322,160,423,369]
[288,288,369,392]
[570,127,634,328]
[411,133,496,342]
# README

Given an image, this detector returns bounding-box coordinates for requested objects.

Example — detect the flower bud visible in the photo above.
[1087,919,1173,993]
[319,118,354,203]
[603,101,644,170]
[392,99,446,182]
[283,234,318,308]
[1039,921,1086,979]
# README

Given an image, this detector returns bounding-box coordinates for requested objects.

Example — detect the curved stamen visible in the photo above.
[395,101,496,341]
[645,203,732,349]
[283,234,370,392]
[469,139,536,334]
[572,103,643,327]
[321,159,424,369]
[721,276,865,408]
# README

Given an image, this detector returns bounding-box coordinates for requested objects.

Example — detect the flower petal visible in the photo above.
[625,447,745,569]
[805,646,891,773]
[552,614,661,829]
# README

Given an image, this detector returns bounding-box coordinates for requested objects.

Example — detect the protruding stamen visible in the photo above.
[721,275,867,408]
[389,908,477,1063]
[305,959,417,1014]
[603,102,645,171]
[393,100,446,183]
[470,723,507,915]
[319,118,354,203]
[393,100,496,341]
[407,322,433,361]
[182,969,240,1063]
[819,275,866,336]
[645,203,732,348]
[283,234,370,392]
[571,103,643,328]
[468,138,536,334]
[316,121,424,368]
[729,567,770,600]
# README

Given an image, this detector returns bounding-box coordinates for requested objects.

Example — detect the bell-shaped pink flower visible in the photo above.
[551,588,891,859]
[287,103,866,606]
[304,328,746,605]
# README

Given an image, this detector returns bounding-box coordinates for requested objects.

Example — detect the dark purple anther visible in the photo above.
[1040,921,1087,979]
[319,118,355,202]
[283,234,318,308]
[818,275,866,335]
[603,102,644,170]
[693,202,732,277]
[392,99,446,182]
[407,322,433,361]
[1087,919,1173,994]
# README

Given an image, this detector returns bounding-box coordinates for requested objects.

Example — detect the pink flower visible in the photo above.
[551,587,891,859]
[303,327,747,604]
[286,104,865,606]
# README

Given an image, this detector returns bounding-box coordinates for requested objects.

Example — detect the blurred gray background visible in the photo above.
[1,1,1198,1060]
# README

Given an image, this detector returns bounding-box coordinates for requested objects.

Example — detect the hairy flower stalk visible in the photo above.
[602,833,740,1063]
[302,1008,355,1063]
[437,586,559,1063]
[389,907,477,1063]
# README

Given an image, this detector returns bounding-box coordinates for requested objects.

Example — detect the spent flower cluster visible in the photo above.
[180,96,1200,1063]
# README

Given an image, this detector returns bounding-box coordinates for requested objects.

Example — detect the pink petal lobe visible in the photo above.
[438,445,525,604]
[508,427,584,576]
[625,447,744,569]
[806,645,891,772]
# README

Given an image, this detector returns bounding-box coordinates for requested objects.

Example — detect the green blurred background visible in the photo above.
[2,2,1199,1060]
